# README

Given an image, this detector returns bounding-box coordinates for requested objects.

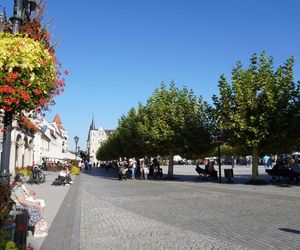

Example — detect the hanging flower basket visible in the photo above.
[0,32,65,115]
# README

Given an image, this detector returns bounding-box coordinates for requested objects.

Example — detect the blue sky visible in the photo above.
[3,0,300,150]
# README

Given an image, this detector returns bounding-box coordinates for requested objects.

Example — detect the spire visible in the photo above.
[53,114,64,130]
[90,116,96,130]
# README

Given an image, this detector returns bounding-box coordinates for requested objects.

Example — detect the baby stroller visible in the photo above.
[153,166,163,179]
[30,165,46,184]
[118,167,128,180]
[52,175,67,186]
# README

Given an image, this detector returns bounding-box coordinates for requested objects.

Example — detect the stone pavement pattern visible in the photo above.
[78,166,300,250]
[26,172,71,250]
[80,190,245,250]
[33,165,300,249]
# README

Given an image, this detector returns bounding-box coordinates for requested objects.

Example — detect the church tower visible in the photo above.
[87,116,110,163]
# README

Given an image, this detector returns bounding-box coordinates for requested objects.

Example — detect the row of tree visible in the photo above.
[97,52,300,180]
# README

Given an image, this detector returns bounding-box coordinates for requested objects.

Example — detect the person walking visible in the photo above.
[263,154,271,169]
[105,160,109,171]
[231,157,236,168]
[131,158,137,179]
[84,160,89,172]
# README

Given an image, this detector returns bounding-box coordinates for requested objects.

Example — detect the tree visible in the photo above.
[145,82,213,177]
[96,82,213,177]
[96,103,150,161]
[96,131,123,161]
[117,104,149,158]
[213,52,300,181]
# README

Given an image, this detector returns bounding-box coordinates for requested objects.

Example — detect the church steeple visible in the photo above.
[90,116,96,130]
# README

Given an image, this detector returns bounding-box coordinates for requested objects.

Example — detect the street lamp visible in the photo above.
[10,0,37,33]
[0,0,37,185]
[213,140,223,183]
[87,142,90,162]
[77,146,80,159]
[74,136,79,160]
[0,11,5,32]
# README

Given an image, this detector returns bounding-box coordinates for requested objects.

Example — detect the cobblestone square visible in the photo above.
[77,166,300,250]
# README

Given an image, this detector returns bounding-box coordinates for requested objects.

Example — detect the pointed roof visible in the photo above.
[53,114,64,130]
[90,116,96,130]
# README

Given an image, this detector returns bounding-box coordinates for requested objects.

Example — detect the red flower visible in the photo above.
[38,98,48,106]
[18,88,31,100]
[57,80,64,86]
[0,85,16,94]
[34,89,43,95]
[4,71,20,83]
[49,48,55,56]
[3,97,16,105]
[22,79,32,86]
[2,106,13,112]
[46,33,51,39]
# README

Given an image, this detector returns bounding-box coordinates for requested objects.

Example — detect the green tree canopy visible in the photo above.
[212,52,300,180]
[145,82,213,176]
[97,82,214,177]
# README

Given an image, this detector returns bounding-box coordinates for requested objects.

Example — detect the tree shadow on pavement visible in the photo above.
[82,167,119,181]
[81,167,300,187]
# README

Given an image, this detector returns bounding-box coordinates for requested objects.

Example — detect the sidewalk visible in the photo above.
[25,171,74,250]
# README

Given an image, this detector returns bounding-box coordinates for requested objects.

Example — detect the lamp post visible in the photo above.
[218,143,222,183]
[0,11,4,32]
[74,136,79,160]
[10,0,37,33]
[87,144,90,163]
[0,0,37,185]
[213,140,223,183]
[77,146,80,159]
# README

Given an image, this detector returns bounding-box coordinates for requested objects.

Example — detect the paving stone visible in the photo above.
[78,167,300,250]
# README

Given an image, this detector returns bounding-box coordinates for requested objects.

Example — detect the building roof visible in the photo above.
[90,116,96,130]
[53,114,64,130]
[105,129,114,135]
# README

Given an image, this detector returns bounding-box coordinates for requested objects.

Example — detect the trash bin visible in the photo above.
[224,169,234,182]
[13,209,29,248]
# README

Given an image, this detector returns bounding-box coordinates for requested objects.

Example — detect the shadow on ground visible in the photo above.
[279,228,300,235]
[81,167,300,187]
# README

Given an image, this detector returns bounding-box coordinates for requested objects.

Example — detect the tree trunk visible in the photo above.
[251,146,259,181]
[168,154,174,178]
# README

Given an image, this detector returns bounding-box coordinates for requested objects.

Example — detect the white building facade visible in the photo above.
[87,117,113,164]
[0,112,75,175]
[33,114,70,164]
